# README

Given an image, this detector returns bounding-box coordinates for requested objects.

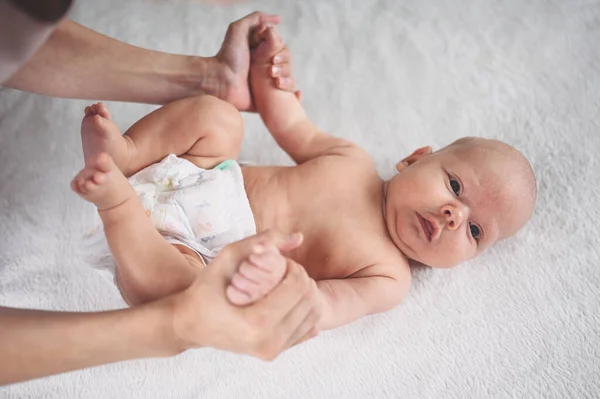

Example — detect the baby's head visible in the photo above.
[384,137,536,268]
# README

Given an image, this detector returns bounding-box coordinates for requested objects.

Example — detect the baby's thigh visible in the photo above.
[181,96,244,169]
[115,243,205,306]
[173,243,207,270]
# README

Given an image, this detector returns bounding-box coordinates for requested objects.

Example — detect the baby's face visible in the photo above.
[384,138,535,268]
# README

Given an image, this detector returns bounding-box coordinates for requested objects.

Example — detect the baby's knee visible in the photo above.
[190,95,244,145]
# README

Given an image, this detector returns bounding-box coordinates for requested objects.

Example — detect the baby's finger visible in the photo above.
[271,62,291,78]
[226,284,251,306]
[276,76,296,92]
[272,47,290,65]
[230,268,259,293]
[239,260,276,283]
[249,246,282,271]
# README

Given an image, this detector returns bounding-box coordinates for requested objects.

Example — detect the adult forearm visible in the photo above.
[4,20,218,105]
[0,300,179,386]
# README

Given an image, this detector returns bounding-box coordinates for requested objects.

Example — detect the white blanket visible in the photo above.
[1,0,599,397]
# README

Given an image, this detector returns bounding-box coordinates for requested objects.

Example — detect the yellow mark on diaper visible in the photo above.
[163,178,174,189]
[145,210,152,218]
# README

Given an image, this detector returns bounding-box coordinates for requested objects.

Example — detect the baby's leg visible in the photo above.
[72,152,199,305]
[226,243,289,306]
[122,95,243,175]
[80,103,130,170]
[81,96,243,177]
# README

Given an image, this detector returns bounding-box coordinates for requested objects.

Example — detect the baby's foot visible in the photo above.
[71,152,135,211]
[226,243,288,306]
[81,103,130,172]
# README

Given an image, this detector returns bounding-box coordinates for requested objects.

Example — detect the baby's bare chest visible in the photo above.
[272,162,398,279]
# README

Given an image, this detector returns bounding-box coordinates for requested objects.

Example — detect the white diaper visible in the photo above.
[82,154,256,280]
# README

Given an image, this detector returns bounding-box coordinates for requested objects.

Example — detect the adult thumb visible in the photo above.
[277,232,304,252]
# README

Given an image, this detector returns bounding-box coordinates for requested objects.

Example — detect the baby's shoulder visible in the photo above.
[303,143,373,169]
[297,146,379,186]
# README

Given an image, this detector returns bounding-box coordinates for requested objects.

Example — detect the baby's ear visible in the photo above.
[396,146,432,172]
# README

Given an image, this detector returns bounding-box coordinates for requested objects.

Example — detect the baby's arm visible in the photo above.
[250,25,360,164]
[315,265,409,331]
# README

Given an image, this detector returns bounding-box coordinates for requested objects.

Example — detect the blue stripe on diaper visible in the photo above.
[214,159,233,170]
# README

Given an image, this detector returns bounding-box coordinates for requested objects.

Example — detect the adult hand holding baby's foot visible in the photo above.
[226,233,303,306]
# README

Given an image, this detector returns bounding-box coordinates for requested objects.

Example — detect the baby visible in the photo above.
[72,23,536,331]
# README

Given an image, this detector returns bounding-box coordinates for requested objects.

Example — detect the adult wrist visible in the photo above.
[158,289,209,354]
[177,55,224,101]
[144,295,193,357]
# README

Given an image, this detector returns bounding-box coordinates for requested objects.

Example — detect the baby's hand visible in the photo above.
[226,233,303,306]
[252,22,301,101]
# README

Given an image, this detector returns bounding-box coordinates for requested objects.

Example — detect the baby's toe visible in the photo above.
[83,179,99,192]
[91,171,106,185]
[97,103,111,119]
[93,153,115,173]
[71,177,85,195]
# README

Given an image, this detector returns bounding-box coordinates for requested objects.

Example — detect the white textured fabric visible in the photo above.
[1,0,599,398]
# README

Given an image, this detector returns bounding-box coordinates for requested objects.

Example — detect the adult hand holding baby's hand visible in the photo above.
[215,12,298,111]
[168,230,321,360]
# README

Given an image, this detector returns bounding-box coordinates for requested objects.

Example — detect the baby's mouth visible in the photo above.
[416,213,434,242]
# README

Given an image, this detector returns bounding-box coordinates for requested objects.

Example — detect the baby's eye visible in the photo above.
[469,223,481,241]
[449,176,461,195]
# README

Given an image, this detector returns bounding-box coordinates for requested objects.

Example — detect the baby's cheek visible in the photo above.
[433,238,472,268]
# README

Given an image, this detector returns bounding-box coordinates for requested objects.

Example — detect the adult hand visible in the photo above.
[215,11,299,111]
[169,230,321,360]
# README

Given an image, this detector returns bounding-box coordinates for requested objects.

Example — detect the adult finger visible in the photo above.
[223,12,279,53]
[276,232,303,252]
[230,11,280,36]
[284,303,321,350]
[275,286,320,353]
[255,263,318,354]
[284,279,321,348]
[293,327,319,347]
[252,259,310,322]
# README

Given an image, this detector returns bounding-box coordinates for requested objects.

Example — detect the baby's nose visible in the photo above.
[442,204,466,230]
